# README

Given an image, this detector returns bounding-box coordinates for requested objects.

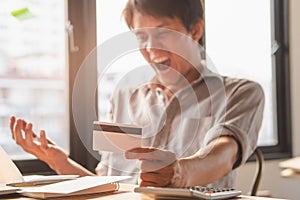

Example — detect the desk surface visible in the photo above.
[281,168,300,179]
[1,184,286,200]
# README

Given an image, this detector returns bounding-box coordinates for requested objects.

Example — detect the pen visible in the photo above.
[6,179,65,187]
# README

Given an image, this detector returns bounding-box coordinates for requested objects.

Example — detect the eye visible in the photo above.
[135,33,148,44]
[156,30,171,38]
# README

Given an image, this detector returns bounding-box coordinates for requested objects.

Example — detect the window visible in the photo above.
[96,0,291,159]
[1,0,289,176]
[0,0,68,173]
[204,0,291,159]
[205,0,274,146]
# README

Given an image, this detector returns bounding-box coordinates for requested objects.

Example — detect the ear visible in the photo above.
[190,19,204,42]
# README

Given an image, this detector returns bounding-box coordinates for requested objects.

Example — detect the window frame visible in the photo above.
[67,0,99,172]
[259,0,292,159]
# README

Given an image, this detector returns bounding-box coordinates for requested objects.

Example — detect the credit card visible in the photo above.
[93,122,142,153]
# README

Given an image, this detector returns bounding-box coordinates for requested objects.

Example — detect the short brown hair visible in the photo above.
[122,0,203,31]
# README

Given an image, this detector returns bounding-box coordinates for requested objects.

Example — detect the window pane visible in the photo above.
[96,0,153,121]
[205,0,277,146]
[0,0,69,159]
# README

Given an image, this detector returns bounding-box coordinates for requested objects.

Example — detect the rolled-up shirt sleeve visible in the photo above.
[203,80,265,168]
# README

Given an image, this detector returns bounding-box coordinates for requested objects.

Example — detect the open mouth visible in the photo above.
[153,57,171,72]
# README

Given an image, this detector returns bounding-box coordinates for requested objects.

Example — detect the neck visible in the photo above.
[151,67,202,100]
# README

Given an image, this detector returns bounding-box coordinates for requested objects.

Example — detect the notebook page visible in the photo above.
[0,145,24,184]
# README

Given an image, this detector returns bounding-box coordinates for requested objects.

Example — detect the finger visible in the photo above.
[9,116,16,139]
[140,172,160,184]
[26,125,55,146]
[125,147,160,160]
[15,119,25,145]
[142,164,174,178]
[20,119,27,131]
[139,180,159,187]
[140,181,170,187]
[24,123,35,145]
[40,129,48,150]
[140,180,164,187]
[125,148,176,162]
[127,147,158,153]
[34,131,55,146]
[140,172,171,187]
[139,160,172,172]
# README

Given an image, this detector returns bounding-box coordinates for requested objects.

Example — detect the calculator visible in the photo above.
[134,186,242,200]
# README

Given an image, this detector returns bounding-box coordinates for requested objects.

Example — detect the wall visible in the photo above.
[236,0,300,199]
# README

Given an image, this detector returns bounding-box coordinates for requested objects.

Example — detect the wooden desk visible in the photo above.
[1,184,286,200]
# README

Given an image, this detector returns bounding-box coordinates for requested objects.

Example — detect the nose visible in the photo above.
[145,37,160,53]
[145,38,154,52]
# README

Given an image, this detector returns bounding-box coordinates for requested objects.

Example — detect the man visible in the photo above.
[10,0,264,188]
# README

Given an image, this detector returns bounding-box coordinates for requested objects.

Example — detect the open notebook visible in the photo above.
[0,145,130,198]
[19,176,129,199]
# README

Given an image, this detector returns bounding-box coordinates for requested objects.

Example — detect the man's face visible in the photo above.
[132,12,203,89]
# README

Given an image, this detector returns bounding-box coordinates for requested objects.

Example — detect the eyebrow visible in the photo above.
[133,22,171,35]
